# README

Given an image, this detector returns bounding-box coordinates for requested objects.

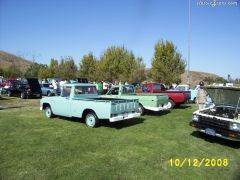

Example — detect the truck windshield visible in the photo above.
[74,86,97,97]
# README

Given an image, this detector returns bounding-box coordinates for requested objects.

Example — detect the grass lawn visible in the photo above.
[0,96,240,180]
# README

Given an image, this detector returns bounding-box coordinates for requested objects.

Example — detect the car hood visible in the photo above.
[205,86,240,106]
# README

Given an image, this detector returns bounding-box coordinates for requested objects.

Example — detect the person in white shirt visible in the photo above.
[102,81,109,94]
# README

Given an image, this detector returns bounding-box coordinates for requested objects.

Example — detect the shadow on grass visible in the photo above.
[174,104,192,109]
[0,106,25,110]
[145,110,171,116]
[54,116,145,129]
[102,117,145,129]
[191,131,240,149]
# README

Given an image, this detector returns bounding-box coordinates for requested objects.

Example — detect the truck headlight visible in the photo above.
[230,123,240,132]
[192,114,199,122]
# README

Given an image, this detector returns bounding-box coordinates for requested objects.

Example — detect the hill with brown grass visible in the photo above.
[181,71,220,87]
[0,50,32,73]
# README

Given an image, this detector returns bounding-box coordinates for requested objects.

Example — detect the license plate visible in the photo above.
[36,94,40,97]
[205,128,216,136]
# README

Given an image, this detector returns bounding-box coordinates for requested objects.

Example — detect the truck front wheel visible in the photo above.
[85,112,99,128]
[45,106,54,118]
[167,99,175,109]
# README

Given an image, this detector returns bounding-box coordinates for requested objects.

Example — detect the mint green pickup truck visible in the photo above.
[101,85,169,115]
[40,83,141,128]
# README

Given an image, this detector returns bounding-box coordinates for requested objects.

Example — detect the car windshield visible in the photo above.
[74,86,97,97]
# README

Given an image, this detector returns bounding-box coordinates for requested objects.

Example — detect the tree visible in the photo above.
[48,58,59,78]
[129,57,146,82]
[151,40,186,84]
[78,53,98,81]
[24,63,48,78]
[99,46,144,82]
[58,56,77,80]
[4,64,22,78]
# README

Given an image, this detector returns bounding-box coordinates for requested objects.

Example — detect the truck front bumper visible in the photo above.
[144,104,168,112]
[190,121,240,141]
[109,112,141,122]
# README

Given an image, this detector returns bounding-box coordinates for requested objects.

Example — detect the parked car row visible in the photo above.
[0,78,61,98]
[2,77,239,142]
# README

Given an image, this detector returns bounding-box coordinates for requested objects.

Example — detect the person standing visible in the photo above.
[102,81,109,94]
[97,81,103,95]
[196,81,208,110]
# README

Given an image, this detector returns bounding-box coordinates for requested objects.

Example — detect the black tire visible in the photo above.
[138,104,145,115]
[193,97,196,104]
[47,91,51,97]
[20,92,26,99]
[85,112,99,128]
[7,91,11,97]
[45,106,54,118]
[167,99,175,109]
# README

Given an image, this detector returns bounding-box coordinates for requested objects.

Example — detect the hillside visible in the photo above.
[181,71,220,87]
[0,50,32,73]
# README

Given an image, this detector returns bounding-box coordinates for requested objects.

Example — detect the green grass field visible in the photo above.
[0,96,240,180]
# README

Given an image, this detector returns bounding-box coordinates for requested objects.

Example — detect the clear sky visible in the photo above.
[0,0,239,79]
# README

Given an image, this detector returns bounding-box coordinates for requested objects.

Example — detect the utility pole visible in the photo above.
[187,0,191,85]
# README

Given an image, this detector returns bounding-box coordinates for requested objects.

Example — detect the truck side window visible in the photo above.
[75,86,83,95]
[62,87,71,97]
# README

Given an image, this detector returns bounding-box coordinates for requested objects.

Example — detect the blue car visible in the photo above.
[41,83,60,96]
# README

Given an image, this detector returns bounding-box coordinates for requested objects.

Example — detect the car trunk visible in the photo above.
[27,78,42,94]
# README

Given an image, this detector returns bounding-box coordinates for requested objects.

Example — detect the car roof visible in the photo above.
[63,83,95,87]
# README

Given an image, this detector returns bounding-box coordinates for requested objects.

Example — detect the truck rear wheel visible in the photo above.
[85,112,99,128]
[45,106,54,118]
[167,99,175,109]
[138,104,145,115]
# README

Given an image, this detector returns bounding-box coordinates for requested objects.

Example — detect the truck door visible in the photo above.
[53,86,71,117]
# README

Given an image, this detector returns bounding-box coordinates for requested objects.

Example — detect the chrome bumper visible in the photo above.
[109,112,141,122]
[144,104,168,111]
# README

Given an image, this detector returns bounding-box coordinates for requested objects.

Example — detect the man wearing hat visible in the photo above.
[196,81,208,110]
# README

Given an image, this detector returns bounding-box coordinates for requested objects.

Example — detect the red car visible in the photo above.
[137,82,191,109]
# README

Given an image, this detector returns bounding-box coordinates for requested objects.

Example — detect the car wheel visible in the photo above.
[20,92,26,99]
[167,99,175,109]
[138,104,145,115]
[45,106,54,118]
[7,91,11,97]
[47,91,51,96]
[193,97,196,104]
[85,112,99,128]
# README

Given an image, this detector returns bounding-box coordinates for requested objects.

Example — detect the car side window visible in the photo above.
[62,86,71,97]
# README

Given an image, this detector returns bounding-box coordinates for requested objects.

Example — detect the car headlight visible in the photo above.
[229,122,240,132]
[192,114,199,122]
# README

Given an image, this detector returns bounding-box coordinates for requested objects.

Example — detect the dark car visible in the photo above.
[5,78,42,99]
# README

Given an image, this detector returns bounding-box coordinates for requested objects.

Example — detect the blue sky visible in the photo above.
[0,0,239,79]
